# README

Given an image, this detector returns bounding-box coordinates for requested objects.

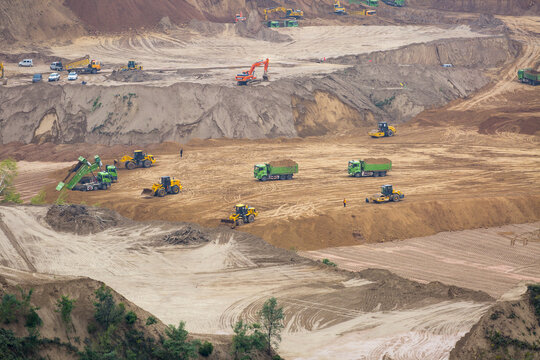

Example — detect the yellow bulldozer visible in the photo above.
[115,150,156,170]
[141,176,182,197]
[366,184,404,203]
[120,60,143,71]
[368,122,396,138]
[221,204,258,228]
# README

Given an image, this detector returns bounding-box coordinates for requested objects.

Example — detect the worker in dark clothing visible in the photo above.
[180,148,183,158]
[343,198,347,207]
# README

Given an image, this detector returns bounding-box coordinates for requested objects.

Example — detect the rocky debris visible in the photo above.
[161,225,211,246]
[45,205,122,235]
[109,70,163,82]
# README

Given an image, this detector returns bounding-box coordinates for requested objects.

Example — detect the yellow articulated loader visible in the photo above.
[142,176,182,197]
[221,204,258,228]
[369,122,396,138]
[366,184,404,203]
[115,150,156,170]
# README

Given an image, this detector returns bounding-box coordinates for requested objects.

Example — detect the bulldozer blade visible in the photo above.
[141,188,154,196]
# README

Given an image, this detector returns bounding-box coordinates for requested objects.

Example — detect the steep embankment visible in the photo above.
[407,0,540,15]
[0,36,518,145]
[450,285,540,360]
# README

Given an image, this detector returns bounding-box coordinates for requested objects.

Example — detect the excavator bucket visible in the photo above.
[141,188,154,196]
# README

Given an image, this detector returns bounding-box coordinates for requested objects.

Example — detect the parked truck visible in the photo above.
[381,0,404,6]
[254,159,298,181]
[348,158,391,177]
[518,68,540,85]
[65,55,101,74]
[361,0,379,6]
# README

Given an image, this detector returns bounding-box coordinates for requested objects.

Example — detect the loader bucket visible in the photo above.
[141,188,154,196]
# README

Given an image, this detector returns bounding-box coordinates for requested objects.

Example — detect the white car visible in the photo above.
[67,72,78,81]
[48,73,61,82]
[19,59,33,67]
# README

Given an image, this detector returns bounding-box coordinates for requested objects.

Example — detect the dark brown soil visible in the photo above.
[45,204,124,235]
[160,225,211,246]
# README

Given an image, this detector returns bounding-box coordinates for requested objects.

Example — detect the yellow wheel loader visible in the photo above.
[120,60,143,71]
[141,176,182,197]
[369,122,396,138]
[115,150,156,170]
[366,184,404,203]
[221,204,258,228]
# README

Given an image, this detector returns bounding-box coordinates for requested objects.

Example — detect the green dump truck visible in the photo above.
[56,155,115,191]
[254,159,298,181]
[361,0,379,6]
[381,0,404,6]
[348,158,392,177]
[518,68,540,85]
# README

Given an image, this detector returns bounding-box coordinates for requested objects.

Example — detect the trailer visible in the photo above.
[254,159,298,181]
[348,158,392,177]
[518,68,540,85]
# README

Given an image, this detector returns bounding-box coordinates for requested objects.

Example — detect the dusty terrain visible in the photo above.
[0,205,495,360]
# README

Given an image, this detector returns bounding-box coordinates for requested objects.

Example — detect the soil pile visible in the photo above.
[269,159,298,167]
[450,285,540,359]
[364,158,392,164]
[234,10,292,43]
[109,70,163,83]
[45,204,123,235]
[161,225,211,246]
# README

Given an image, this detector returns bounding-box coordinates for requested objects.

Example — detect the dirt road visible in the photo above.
[32,126,539,250]
[0,205,493,360]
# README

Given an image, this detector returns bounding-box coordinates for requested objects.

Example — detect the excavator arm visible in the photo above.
[235,59,269,85]
[56,155,102,191]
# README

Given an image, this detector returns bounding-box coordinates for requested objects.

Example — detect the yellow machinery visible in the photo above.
[366,184,404,203]
[0,62,4,79]
[221,204,258,228]
[264,7,304,21]
[349,9,376,15]
[369,122,396,138]
[115,150,156,170]
[142,176,182,197]
[333,0,347,14]
[120,60,143,71]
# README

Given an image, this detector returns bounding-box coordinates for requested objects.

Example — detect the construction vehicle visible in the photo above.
[141,176,182,197]
[0,62,4,79]
[254,160,298,181]
[366,184,404,203]
[381,0,404,6]
[236,58,269,85]
[235,11,246,23]
[65,55,101,74]
[361,0,379,6]
[518,68,540,85]
[349,9,376,15]
[369,122,396,138]
[334,0,347,14]
[221,204,258,228]
[120,60,142,71]
[348,158,391,177]
[56,155,114,191]
[106,165,118,182]
[114,150,156,170]
[264,7,304,21]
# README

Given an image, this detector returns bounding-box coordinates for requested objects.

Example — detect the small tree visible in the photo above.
[259,297,284,355]
[156,321,199,360]
[93,285,124,329]
[56,295,76,333]
[0,158,22,204]
[125,311,137,325]
[230,320,265,360]
[30,189,47,205]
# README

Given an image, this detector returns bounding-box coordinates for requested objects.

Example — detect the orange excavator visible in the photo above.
[235,58,269,86]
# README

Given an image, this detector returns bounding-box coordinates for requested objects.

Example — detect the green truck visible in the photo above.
[518,68,540,85]
[348,158,392,177]
[381,0,404,6]
[361,0,379,6]
[254,160,298,181]
[57,155,115,191]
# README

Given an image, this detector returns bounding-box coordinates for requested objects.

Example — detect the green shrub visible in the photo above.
[125,311,137,325]
[87,322,98,334]
[146,316,157,326]
[56,295,76,326]
[24,308,42,329]
[322,258,337,267]
[30,189,47,205]
[528,284,540,325]
[0,293,20,324]
[198,340,213,357]
[93,285,125,329]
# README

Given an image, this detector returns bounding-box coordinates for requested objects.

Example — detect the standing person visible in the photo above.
[343,198,347,207]
[180,148,183,158]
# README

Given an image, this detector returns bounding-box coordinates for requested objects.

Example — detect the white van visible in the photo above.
[19,59,33,67]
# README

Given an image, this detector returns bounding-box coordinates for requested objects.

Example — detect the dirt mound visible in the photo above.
[364,158,391,164]
[471,13,508,30]
[269,159,297,167]
[109,70,163,83]
[64,0,204,32]
[234,10,291,43]
[450,285,540,359]
[160,225,211,246]
[45,204,123,235]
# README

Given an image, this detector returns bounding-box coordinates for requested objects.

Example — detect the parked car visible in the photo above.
[19,59,33,67]
[50,61,63,71]
[32,74,42,83]
[48,73,60,82]
[67,71,78,81]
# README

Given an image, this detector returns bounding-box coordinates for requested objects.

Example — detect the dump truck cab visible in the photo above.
[106,165,118,182]
[254,164,268,179]
[348,160,361,174]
